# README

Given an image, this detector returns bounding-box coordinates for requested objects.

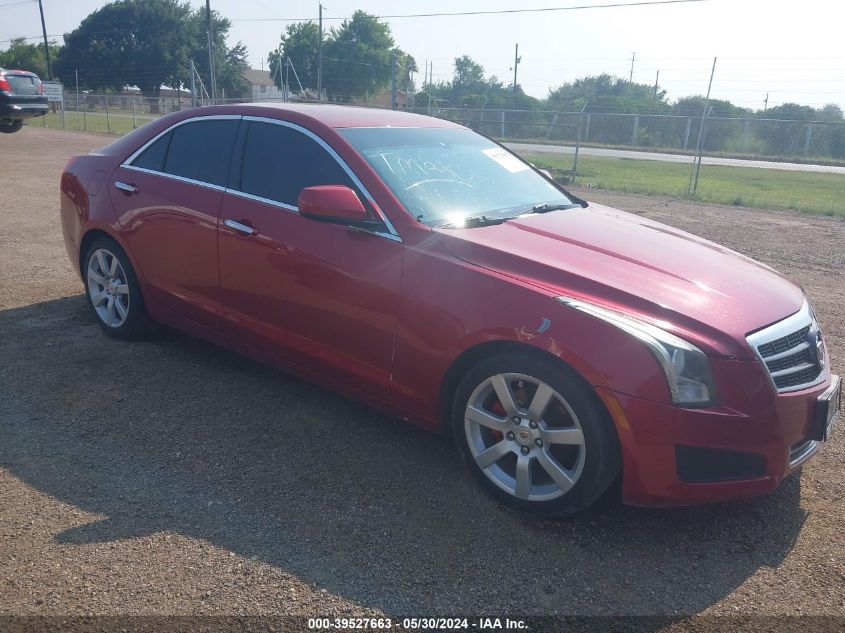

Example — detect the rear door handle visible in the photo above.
[114,181,138,194]
[223,219,257,236]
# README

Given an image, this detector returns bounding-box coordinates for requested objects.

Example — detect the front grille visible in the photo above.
[746,302,824,394]
[765,347,813,373]
[757,325,810,358]
[774,365,822,389]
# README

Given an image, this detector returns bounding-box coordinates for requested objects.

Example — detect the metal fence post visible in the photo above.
[584,114,591,143]
[132,98,137,128]
[742,120,750,153]
[631,115,640,146]
[683,117,692,150]
[105,95,111,134]
[500,110,506,138]
[804,123,813,155]
[61,97,65,129]
[546,113,558,140]
[572,113,584,183]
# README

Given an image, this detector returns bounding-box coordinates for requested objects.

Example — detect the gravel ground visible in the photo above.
[1,127,844,622]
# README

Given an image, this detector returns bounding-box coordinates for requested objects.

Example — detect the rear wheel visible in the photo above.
[83,237,150,338]
[452,353,620,515]
[0,120,23,133]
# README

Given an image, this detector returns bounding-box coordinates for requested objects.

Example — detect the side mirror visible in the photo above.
[298,185,369,223]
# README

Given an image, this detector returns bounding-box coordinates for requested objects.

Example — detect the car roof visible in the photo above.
[234,102,464,129]
[0,68,39,76]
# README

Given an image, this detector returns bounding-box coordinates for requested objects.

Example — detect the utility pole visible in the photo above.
[629,52,635,82]
[652,70,659,101]
[317,3,323,102]
[427,61,432,114]
[763,92,769,111]
[390,51,397,110]
[37,0,51,79]
[206,0,217,103]
[190,59,197,107]
[688,56,717,197]
[512,43,521,92]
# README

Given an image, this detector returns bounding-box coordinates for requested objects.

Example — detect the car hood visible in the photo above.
[436,203,805,357]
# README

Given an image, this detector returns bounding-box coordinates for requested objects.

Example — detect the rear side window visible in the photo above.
[132,131,171,172]
[239,121,355,207]
[163,119,239,187]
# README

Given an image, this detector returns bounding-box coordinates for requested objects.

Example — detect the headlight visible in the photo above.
[556,296,717,407]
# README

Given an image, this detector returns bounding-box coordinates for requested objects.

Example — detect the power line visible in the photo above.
[0,0,36,9]
[232,0,710,22]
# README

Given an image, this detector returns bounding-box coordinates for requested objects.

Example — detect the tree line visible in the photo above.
[1,0,249,110]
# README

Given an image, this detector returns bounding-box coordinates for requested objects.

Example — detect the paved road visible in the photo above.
[505,142,845,175]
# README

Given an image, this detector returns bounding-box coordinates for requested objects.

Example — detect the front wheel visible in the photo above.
[452,353,620,515]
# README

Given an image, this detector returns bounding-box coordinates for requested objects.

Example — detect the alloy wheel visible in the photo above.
[464,372,586,502]
[87,248,130,328]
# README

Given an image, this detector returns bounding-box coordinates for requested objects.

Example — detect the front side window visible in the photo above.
[132,131,171,172]
[162,119,239,187]
[239,121,355,207]
[339,127,574,227]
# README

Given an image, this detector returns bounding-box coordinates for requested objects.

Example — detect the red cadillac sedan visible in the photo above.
[60,104,841,515]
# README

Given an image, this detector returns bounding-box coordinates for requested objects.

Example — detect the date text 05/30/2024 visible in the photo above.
[307,617,528,630]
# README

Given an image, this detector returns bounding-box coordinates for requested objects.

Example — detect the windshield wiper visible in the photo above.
[521,202,579,215]
[437,215,509,229]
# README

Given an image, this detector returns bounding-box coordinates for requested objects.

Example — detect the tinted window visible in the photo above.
[240,122,354,207]
[132,131,171,172]
[163,119,239,187]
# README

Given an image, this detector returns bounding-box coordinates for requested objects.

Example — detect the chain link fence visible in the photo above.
[34,92,845,165]
[412,107,845,163]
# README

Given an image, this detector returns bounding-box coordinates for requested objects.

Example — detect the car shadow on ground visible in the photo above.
[0,296,807,616]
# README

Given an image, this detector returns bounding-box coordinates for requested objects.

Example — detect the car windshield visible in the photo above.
[339,127,574,228]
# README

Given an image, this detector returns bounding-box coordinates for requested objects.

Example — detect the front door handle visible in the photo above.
[223,218,257,236]
[114,181,138,194]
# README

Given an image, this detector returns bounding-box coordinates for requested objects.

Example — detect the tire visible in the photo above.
[0,120,23,133]
[452,352,621,516]
[83,236,150,338]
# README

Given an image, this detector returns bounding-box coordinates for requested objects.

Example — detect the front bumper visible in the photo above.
[599,364,839,507]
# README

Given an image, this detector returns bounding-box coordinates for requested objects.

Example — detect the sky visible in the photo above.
[1,0,843,111]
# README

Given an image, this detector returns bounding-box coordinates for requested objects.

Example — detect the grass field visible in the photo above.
[524,153,845,217]
[35,110,150,136]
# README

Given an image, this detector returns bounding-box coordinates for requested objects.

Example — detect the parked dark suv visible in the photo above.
[0,68,48,133]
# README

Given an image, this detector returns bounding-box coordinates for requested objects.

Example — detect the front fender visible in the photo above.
[390,233,671,429]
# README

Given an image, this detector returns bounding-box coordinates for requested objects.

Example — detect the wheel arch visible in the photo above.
[78,228,142,283]
[438,339,611,437]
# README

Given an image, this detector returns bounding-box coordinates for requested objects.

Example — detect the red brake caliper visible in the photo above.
[489,400,507,441]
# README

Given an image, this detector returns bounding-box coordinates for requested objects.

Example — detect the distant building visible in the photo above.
[368,88,410,109]
[240,68,285,102]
